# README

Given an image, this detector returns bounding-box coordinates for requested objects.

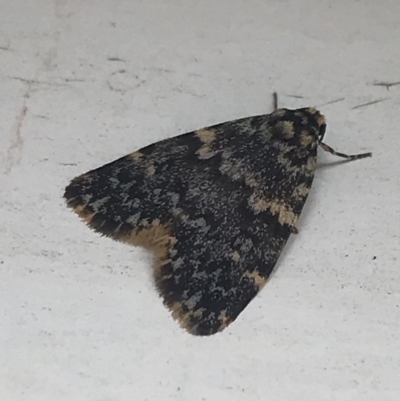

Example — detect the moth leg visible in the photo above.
[319,142,372,161]
[291,226,299,234]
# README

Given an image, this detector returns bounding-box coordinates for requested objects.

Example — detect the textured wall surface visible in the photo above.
[1,1,400,400]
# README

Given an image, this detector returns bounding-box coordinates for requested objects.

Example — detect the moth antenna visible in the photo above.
[273,92,279,110]
[319,142,372,161]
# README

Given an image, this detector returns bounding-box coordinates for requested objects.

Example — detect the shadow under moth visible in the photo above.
[64,93,371,336]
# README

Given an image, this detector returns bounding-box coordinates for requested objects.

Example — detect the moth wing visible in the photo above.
[65,112,318,335]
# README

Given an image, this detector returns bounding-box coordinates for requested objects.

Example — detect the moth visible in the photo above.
[64,94,371,335]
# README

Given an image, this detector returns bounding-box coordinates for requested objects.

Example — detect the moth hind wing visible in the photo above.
[153,244,273,336]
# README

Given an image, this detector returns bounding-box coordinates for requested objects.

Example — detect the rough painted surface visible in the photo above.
[2,0,400,400]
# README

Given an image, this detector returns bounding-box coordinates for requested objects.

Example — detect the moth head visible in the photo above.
[269,107,326,148]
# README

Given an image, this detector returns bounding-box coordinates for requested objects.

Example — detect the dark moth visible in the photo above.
[64,95,371,335]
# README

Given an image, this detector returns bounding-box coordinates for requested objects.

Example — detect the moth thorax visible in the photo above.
[269,108,325,147]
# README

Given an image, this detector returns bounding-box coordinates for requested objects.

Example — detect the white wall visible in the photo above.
[1,1,400,400]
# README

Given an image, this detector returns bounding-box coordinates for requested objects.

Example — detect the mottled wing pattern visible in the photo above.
[64,107,325,335]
